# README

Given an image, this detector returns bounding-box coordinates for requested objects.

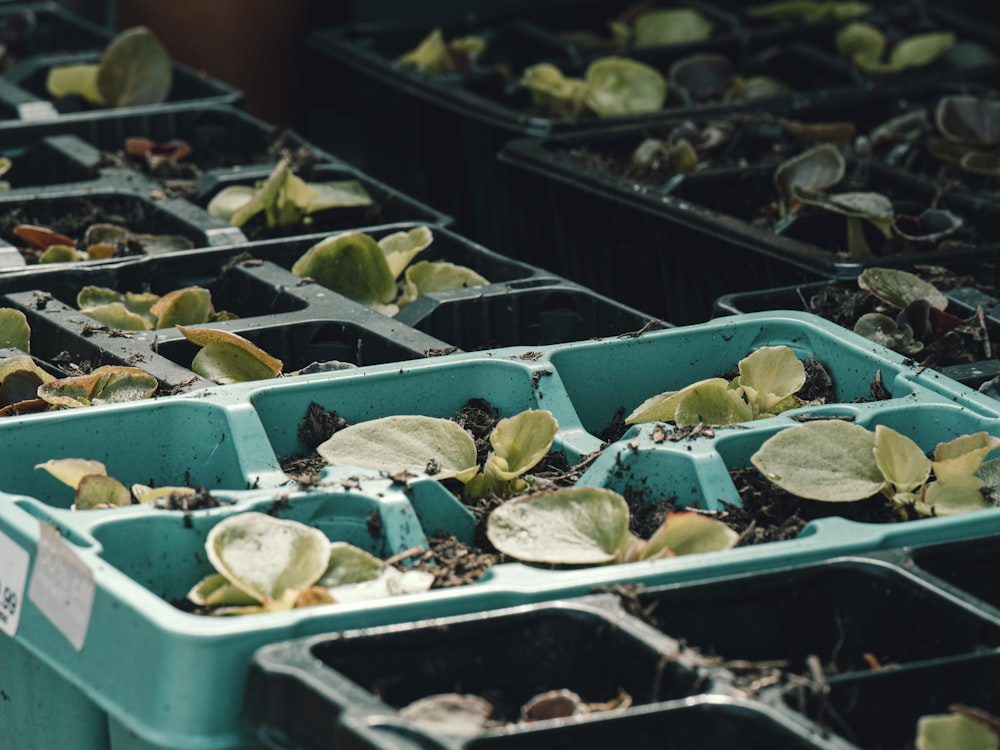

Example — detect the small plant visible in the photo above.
[849,267,968,356]
[487,486,737,565]
[626,345,810,426]
[291,226,488,316]
[316,409,558,500]
[206,158,373,230]
[46,26,172,109]
[397,28,486,74]
[520,56,667,119]
[929,95,1000,178]
[176,326,283,385]
[77,285,236,331]
[35,458,197,510]
[916,705,1000,750]
[835,21,955,74]
[750,419,1000,518]
[185,512,434,615]
[12,221,192,263]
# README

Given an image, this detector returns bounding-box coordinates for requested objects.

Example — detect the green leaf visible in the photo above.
[232,159,290,228]
[131,484,196,504]
[38,244,81,264]
[37,365,158,408]
[737,345,806,414]
[205,512,331,604]
[316,542,385,588]
[932,432,1000,481]
[486,487,631,565]
[641,511,739,560]
[291,231,398,306]
[400,261,489,308]
[747,1,872,22]
[584,57,668,117]
[916,712,1000,750]
[887,32,955,71]
[633,9,713,48]
[793,188,895,234]
[46,63,103,105]
[74,474,132,510]
[521,63,589,118]
[858,268,948,311]
[486,410,558,481]
[306,181,373,213]
[206,185,256,223]
[378,226,434,280]
[398,28,450,74]
[673,379,754,426]
[149,286,213,329]
[874,424,930,493]
[924,475,993,516]
[0,308,30,352]
[750,420,885,502]
[836,22,887,68]
[0,355,54,406]
[187,573,261,607]
[316,414,479,482]
[96,26,172,107]
[853,313,924,355]
[177,325,282,384]
[35,458,107,489]
[78,286,159,330]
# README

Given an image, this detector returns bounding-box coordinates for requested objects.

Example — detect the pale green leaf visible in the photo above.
[307,181,373,213]
[74,474,132,510]
[874,424,930,493]
[232,159,290,228]
[932,432,1000,480]
[836,22,887,68]
[206,185,255,223]
[291,231,398,306]
[316,542,385,588]
[633,9,713,48]
[401,261,488,306]
[46,64,103,105]
[96,26,172,107]
[399,694,494,737]
[737,345,806,413]
[486,410,558,481]
[325,566,435,603]
[924,475,993,516]
[673,379,754,426]
[39,244,82,263]
[0,355,55,406]
[177,325,282,384]
[131,484,196,504]
[398,28,450,74]
[186,572,260,607]
[487,487,631,565]
[78,286,159,330]
[79,302,154,331]
[521,63,589,118]
[206,512,331,603]
[379,226,434,280]
[149,286,213,329]
[887,32,955,71]
[316,414,478,482]
[858,267,948,311]
[35,458,107,490]
[625,387,685,424]
[0,308,30,351]
[642,511,738,559]
[584,56,668,117]
[750,420,885,502]
[37,365,158,408]
[916,712,1000,750]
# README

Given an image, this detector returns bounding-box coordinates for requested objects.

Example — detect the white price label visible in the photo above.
[27,523,95,651]
[0,528,29,637]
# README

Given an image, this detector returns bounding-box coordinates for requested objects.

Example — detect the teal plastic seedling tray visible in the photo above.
[3,311,1000,749]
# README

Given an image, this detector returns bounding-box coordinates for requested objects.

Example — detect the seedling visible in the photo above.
[751,419,1000,518]
[35,458,195,510]
[563,7,712,52]
[626,345,809,426]
[316,409,558,500]
[46,26,172,109]
[487,486,738,565]
[850,267,968,356]
[291,226,488,316]
[835,21,955,74]
[12,221,193,263]
[207,157,373,229]
[77,285,235,331]
[916,705,1000,750]
[930,95,1000,177]
[521,56,667,118]
[185,512,433,615]
[398,28,486,73]
[176,326,282,385]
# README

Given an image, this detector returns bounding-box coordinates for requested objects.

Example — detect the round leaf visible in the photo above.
[633,9,713,48]
[487,410,558,480]
[317,414,478,482]
[486,487,631,565]
[836,22,887,68]
[378,226,434,280]
[750,420,884,502]
[306,181,373,214]
[673,379,754,426]
[642,511,738,559]
[858,268,948,311]
[737,345,806,413]
[774,143,845,201]
[887,32,955,71]
[402,261,488,303]
[316,542,385,588]
[46,63,103,104]
[177,325,282,384]
[291,231,397,307]
[0,308,30,351]
[916,712,1000,750]
[206,185,255,223]
[75,474,132,510]
[853,313,924,355]
[0,355,54,406]
[924,475,993,516]
[584,57,667,117]
[874,424,930,493]
[39,244,81,264]
[96,26,172,107]
[206,512,331,603]
[150,286,213,329]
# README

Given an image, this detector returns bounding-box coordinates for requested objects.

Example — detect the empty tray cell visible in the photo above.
[910,533,1000,610]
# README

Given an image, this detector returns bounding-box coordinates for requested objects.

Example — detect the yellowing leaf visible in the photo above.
[46,63,104,104]
[177,326,282,384]
[874,424,930,493]
[35,458,107,490]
